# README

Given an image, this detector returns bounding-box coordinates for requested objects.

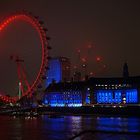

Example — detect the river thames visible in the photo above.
[0,115,140,140]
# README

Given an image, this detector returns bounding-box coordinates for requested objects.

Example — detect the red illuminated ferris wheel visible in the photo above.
[0,11,51,103]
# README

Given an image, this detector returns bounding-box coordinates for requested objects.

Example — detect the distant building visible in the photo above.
[43,76,140,107]
[60,57,71,82]
[46,57,71,87]
[89,77,139,105]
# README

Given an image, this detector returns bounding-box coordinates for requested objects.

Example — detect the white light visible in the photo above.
[87,88,90,91]
[123,101,126,104]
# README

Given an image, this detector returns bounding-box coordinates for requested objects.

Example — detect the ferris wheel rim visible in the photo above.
[0,11,49,103]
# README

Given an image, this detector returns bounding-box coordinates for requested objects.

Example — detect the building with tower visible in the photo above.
[44,76,140,107]
[43,63,140,107]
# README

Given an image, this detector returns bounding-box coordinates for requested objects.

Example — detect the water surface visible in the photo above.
[0,115,139,140]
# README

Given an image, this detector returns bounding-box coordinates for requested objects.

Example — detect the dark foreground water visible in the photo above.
[0,115,140,140]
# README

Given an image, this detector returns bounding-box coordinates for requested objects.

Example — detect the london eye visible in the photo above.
[0,11,50,103]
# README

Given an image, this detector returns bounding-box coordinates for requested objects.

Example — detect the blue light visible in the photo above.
[46,59,62,87]
[125,89,138,103]
[85,90,90,104]
[43,91,82,107]
[114,91,122,103]
[97,90,122,104]
[96,89,138,104]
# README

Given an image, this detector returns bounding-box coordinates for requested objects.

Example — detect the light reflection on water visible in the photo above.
[0,115,140,140]
[96,117,140,132]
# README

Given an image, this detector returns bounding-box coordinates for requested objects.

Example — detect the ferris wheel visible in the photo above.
[0,11,51,103]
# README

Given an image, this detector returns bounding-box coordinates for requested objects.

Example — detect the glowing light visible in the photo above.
[43,91,82,107]
[77,49,81,53]
[96,57,101,62]
[96,89,138,104]
[126,89,138,103]
[89,72,94,76]
[82,64,86,68]
[97,90,122,103]
[46,59,62,86]
[81,57,86,62]
[1,24,5,28]
[103,65,106,68]
[87,44,92,49]
[87,88,90,91]
[73,65,77,69]
[123,101,126,104]
[66,66,69,69]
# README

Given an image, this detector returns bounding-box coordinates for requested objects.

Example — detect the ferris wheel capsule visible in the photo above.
[39,21,44,24]
[46,37,51,40]
[43,28,48,32]
[47,46,52,50]
[34,16,39,19]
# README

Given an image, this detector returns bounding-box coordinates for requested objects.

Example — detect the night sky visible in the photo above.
[0,0,140,95]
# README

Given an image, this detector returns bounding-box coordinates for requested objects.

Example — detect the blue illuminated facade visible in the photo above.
[96,89,138,104]
[46,59,62,87]
[125,89,138,103]
[44,76,140,107]
[97,90,122,104]
[44,91,82,107]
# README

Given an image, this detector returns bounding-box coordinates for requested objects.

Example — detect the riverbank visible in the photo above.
[1,106,140,117]
[37,106,140,117]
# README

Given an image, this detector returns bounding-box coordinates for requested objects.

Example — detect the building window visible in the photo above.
[125,89,138,103]
[96,90,122,104]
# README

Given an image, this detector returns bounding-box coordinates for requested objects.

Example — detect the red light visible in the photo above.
[73,66,77,69]
[88,44,92,49]
[77,49,81,53]
[6,20,10,24]
[103,64,106,68]
[96,57,101,62]
[1,24,4,28]
[81,57,86,62]
[90,72,93,75]
[9,18,12,21]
